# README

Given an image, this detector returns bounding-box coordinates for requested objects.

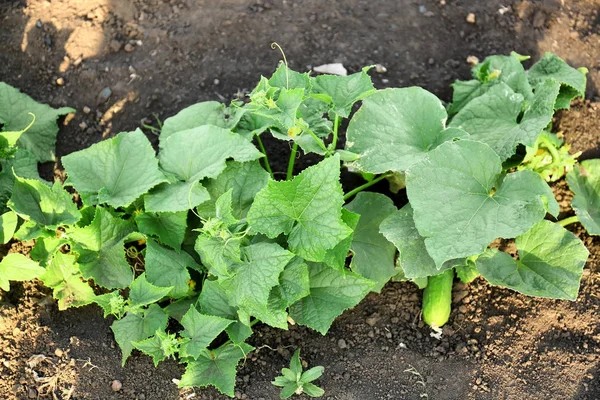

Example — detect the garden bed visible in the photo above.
[1,0,599,399]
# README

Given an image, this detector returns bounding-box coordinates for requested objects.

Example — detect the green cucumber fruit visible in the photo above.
[422,268,454,328]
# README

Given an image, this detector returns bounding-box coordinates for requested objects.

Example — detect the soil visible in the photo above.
[1,0,600,399]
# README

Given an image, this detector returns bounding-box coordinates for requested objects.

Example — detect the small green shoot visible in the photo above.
[272,349,325,399]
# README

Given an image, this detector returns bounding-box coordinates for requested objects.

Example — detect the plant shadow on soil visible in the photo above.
[1,0,600,399]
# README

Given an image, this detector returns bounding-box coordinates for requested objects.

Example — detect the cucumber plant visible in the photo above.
[0,51,594,397]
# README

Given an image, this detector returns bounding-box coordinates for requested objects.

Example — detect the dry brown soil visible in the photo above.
[1,0,600,399]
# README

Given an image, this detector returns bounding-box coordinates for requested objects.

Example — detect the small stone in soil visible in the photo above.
[375,64,387,73]
[97,87,112,104]
[56,77,64,86]
[466,13,476,24]
[111,380,122,392]
[83,106,91,114]
[466,55,479,66]
[338,339,348,349]
[54,348,64,358]
[124,43,135,53]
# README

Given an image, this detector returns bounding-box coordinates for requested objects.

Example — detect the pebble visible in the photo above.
[83,106,91,114]
[366,315,378,326]
[466,13,476,24]
[337,338,348,349]
[56,77,64,86]
[111,380,122,392]
[54,348,64,358]
[124,43,135,53]
[375,64,387,74]
[428,58,435,65]
[466,55,479,66]
[79,122,88,130]
[109,40,122,52]
[97,87,112,104]
[214,78,220,85]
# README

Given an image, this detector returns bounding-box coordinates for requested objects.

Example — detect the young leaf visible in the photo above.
[527,52,587,110]
[160,101,245,143]
[128,273,173,308]
[0,253,45,291]
[248,155,352,262]
[406,140,559,268]
[146,125,263,212]
[289,262,374,334]
[566,159,600,235]
[449,53,533,115]
[195,233,242,278]
[454,258,480,284]
[313,67,375,117]
[0,210,18,244]
[449,80,560,161]
[40,252,95,310]
[145,239,198,299]
[380,204,451,279]
[345,87,469,174]
[269,63,312,91]
[196,160,269,220]
[9,177,80,228]
[62,129,166,208]
[111,303,169,366]
[302,382,325,397]
[302,366,324,383]
[345,192,397,292]
[0,82,75,162]
[476,220,588,300]
[132,329,179,367]
[179,305,234,359]
[178,342,254,397]
[68,207,136,289]
[94,291,126,318]
[289,348,302,377]
[135,211,187,250]
[222,243,294,328]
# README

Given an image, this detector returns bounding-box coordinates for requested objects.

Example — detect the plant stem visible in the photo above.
[287,142,299,180]
[331,113,340,151]
[256,135,274,179]
[303,127,328,153]
[343,173,392,201]
[558,215,579,227]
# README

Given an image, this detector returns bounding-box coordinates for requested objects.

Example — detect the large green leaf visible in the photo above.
[345,192,397,292]
[0,210,18,244]
[111,303,169,366]
[0,82,75,162]
[197,160,269,220]
[0,253,45,291]
[9,177,80,228]
[145,239,198,298]
[179,342,254,397]
[450,80,560,161]
[62,129,166,208]
[477,220,588,300]
[289,262,374,334]
[248,155,352,262]
[135,211,187,249]
[160,101,245,143]
[68,207,136,289]
[271,257,310,307]
[40,252,95,310]
[345,87,468,174]
[146,125,263,212]
[566,159,600,235]
[380,204,450,279]
[323,209,360,272]
[528,52,587,110]
[313,67,375,117]
[222,242,294,328]
[179,305,234,359]
[406,140,559,268]
[448,53,533,115]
